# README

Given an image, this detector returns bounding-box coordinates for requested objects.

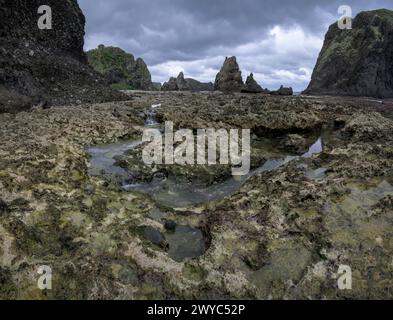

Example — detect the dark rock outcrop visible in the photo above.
[162,72,213,91]
[162,77,179,91]
[304,9,393,98]
[214,57,245,92]
[87,45,154,90]
[270,85,293,96]
[242,73,265,93]
[0,0,125,113]
[175,72,189,91]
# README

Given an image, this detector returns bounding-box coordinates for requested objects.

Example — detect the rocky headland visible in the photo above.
[304,9,393,98]
[0,0,125,113]
[87,45,154,91]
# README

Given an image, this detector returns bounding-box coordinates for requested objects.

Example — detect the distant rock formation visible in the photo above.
[152,82,162,91]
[186,78,214,92]
[175,72,189,91]
[214,57,245,92]
[304,9,393,98]
[270,85,293,96]
[242,73,265,93]
[0,0,124,113]
[162,77,179,91]
[162,72,213,91]
[87,45,154,90]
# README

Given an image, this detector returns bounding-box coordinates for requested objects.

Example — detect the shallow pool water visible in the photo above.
[88,122,324,208]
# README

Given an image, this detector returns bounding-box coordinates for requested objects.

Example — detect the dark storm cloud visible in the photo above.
[78,0,393,90]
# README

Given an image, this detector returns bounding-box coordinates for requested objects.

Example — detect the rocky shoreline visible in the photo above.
[1,92,393,299]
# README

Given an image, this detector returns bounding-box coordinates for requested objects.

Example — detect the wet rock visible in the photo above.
[214,56,245,92]
[304,9,393,98]
[164,220,177,232]
[143,226,168,249]
[166,226,206,262]
[280,134,309,154]
[2,91,393,299]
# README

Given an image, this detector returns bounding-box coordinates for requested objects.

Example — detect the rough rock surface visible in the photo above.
[0,0,125,113]
[214,57,245,92]
[87,45,154,90]
[162,72,213,92]
[304,9,393,98]
[1,91,393,299]
[175,72,189,91]
[242,73,265,93]
[161,77,179,91]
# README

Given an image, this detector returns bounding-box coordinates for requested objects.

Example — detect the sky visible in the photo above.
[78,0,393,91]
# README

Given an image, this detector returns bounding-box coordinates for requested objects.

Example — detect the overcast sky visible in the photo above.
[78,0,393,91]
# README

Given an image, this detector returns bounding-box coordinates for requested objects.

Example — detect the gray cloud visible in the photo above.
[78,0,393,91]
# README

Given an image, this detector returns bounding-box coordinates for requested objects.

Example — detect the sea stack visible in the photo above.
[242,73,264,93]
[304,9,393,98]
[214,56,245,92]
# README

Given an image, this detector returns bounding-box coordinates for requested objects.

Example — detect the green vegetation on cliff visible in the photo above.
[87,45,153,91]
[304,9,393,98]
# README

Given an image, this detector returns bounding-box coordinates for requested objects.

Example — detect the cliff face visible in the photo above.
[87,45,153,90]
[304,9,393,98]
[0,0,125,113]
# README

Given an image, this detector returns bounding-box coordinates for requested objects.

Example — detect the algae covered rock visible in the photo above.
[304,9,393,98]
